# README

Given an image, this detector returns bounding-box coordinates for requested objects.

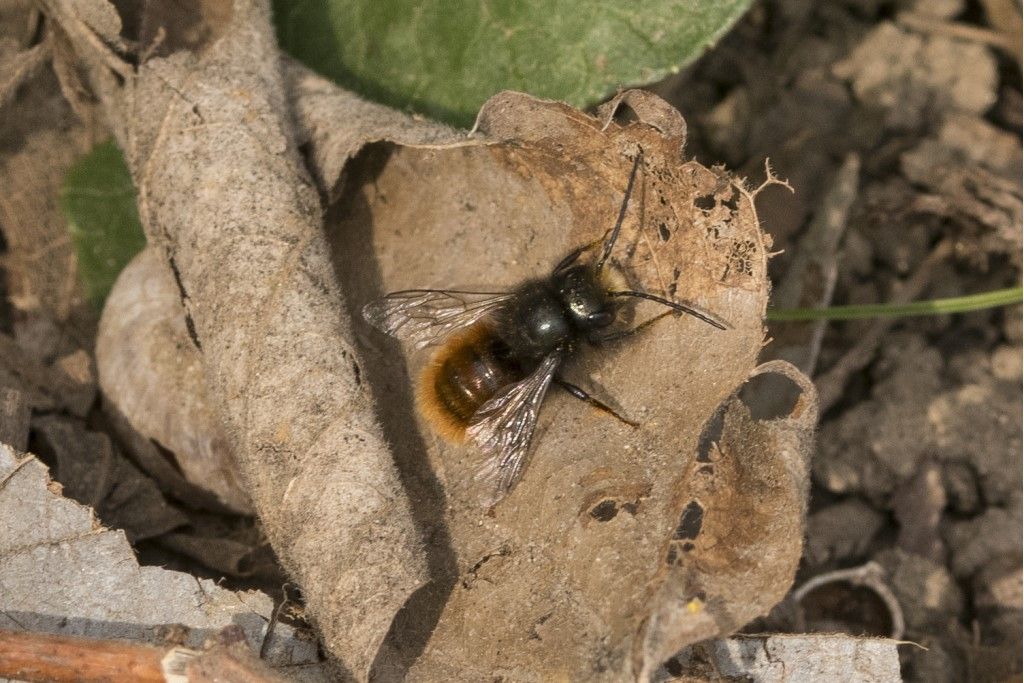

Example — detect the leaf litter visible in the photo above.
[98,248,251,514]
[322,88,818,678]
[0,441,325,678]
[662,1,1021,679]
[23,0,825,679]
[38,0,430,677]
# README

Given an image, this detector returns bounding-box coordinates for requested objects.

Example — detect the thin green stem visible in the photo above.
[767,286,1022,322]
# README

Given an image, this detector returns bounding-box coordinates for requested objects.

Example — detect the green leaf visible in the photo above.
[767,287,1023,322]
[273,0,753,127]
[59,140,146,309]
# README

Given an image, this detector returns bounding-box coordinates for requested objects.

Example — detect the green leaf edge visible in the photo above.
[273,0,755,128]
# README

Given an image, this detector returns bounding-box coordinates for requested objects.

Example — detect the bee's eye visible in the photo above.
[587,310,614,328]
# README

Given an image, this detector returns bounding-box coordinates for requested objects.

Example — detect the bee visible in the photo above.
[363,150,728,504]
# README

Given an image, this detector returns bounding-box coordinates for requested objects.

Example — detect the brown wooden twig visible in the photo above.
[0,629,166,683]
[0,627,287,683]
[772,153,861,376]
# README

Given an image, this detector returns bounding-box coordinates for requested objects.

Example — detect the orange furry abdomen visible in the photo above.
[417,324,525,442]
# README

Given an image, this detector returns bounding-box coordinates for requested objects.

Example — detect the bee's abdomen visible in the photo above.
[418,325,524,441]
[435,347,504,422]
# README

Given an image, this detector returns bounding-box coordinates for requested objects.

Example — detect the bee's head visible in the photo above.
[553,264,615,330]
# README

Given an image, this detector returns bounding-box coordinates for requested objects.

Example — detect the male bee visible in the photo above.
[363,150,728,504]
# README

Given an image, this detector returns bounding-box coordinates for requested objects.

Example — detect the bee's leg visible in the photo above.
[591,310,674,344]
[554,377,639,427]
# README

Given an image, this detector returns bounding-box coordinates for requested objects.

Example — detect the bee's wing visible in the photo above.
[362,289,513,349]
[466,352,561,506]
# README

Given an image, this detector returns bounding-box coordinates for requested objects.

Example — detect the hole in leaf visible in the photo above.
[589,499,619,522]
[739,372,803,421]
[664,657,685,676]
[608,103,641,126]
[673,501,704,540]
[721,188,740,211]
[658,223,671,241]
[694,194,716,211]
[668,268,682,297]
[800,583,893,637]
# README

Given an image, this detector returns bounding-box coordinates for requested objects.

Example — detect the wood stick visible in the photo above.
[0,627,288,683]
[0,628,166,683]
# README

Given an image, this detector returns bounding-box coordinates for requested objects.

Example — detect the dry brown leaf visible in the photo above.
[38,0,429,676]
[159,530,279,580]
[97,248,251,514]
[0,91,94,328]
[0,39,49,110]
[31,414,188,542]
[0,388,30,452]
[100,393,238,513]
[0,5,101,339]
[0,443,324,674]
[0,1,40,48]
[320,90,817,678]
[42,1,819,677]
[0,332,95,416]
[284,58,462,201]
[666,634,901,682]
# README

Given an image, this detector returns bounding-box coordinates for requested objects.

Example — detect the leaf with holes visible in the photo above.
[313,88,820,678]
[273,0,754,127]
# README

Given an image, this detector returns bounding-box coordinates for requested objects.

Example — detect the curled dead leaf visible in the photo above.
[42,0,429,676]
[638,360,817,677]
[97,248,251,514]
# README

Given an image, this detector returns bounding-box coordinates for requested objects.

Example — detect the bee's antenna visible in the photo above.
[608,290,731,330]
[595,148,644,273]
